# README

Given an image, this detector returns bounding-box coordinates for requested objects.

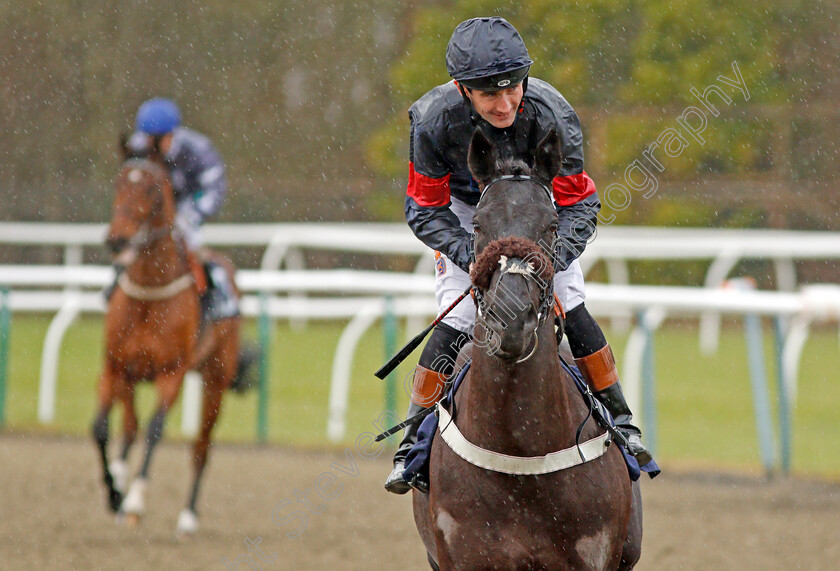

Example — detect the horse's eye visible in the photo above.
[548,222,558,234]
[473,223,481,234]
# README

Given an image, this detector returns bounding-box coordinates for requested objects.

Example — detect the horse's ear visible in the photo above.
[534,129,563,183]
[119,133,129,160]
[468,128,498,186]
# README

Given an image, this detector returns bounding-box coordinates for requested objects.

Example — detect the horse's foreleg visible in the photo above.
[619,480,643,570]
[120,408,164,522]
[93,408,123,513]
[109,382,138,496]
[92,369,123,513]
[121,370,185,522]
[188,327,217,371]
[178,348,232,537]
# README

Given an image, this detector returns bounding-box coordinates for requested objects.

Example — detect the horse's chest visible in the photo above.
[438,513,617,570]
[108,305,196,374]
[440,511,619,570]
[431,447,627,569]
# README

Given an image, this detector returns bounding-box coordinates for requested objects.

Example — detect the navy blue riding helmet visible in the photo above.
[135,98,181,136]
[445,17,533,92]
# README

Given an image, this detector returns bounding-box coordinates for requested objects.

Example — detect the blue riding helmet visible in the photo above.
[446,17,533,92]
[135,98,181,136]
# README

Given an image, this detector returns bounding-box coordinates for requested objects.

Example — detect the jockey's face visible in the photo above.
[464,83,524,129]
[144,133,174,156]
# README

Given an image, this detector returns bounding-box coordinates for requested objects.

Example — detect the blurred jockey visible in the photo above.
[108,97,237,321]
[129,97,226,253]
[385,17,652,494]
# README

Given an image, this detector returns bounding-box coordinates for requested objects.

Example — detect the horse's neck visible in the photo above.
[462,323,579,454]
[128,230,188,286]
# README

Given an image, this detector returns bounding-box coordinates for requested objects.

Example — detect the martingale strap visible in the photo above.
[437,404,611,475]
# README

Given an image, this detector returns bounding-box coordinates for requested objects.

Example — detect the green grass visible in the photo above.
[2,315,416,448]
[648,321,840,478]
[1,315,838,480]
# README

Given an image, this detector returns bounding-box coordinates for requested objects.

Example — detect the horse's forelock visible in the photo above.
[470,237,553,290]
[478,158,553,205]
[498,158,530,177]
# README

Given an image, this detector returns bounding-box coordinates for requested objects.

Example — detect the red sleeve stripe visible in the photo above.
[407,161,451,207]
[552,171,597,206]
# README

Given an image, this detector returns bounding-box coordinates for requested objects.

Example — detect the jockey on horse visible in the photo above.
[385,17,653,494]
[106,97,238,322]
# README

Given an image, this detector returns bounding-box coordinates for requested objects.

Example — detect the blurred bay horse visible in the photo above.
[92,136,247,536]
[413,129,642,569]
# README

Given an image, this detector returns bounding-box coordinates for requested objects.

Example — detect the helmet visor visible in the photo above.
[458,65,530,92]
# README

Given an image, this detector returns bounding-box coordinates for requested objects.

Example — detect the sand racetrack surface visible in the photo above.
[2,433,838,570]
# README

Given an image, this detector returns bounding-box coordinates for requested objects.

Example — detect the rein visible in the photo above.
[114,223,175,263]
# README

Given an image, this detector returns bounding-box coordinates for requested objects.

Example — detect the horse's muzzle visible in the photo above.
[480,298,539,361]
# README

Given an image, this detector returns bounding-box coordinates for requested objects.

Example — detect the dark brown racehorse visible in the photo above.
[413,129,642,569]
[92,136,243,536]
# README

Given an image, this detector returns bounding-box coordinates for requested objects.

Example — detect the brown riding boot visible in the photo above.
[384,365,447,494]
[575,345,653,466]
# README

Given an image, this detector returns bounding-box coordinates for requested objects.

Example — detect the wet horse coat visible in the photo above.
[92,139,242,536]
[412,129,642,570]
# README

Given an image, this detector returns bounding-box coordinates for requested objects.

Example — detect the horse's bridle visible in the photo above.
[474,253,554,363]
[470,171,557,275]
[111,159,194,301]
[472,175,557,355]
[478,174,553,202]
[112,159,178,266]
